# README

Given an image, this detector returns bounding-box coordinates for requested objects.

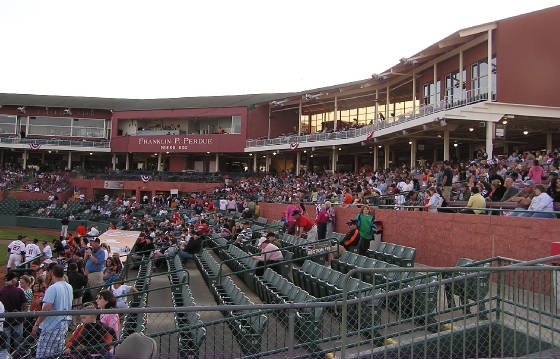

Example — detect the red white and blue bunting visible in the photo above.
[289,143,299,151]
[140,175,151,183]
[366,131,374,141]
[29,143,42,151]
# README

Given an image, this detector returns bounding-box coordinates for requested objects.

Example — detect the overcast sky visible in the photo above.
[0,1,557,99]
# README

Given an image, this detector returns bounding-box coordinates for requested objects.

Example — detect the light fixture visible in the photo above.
[453,143,458,148]
[523,130,529,135]
[338,147,342,151]
[303,150,307,153]
[272,152,277,155]
[249,153,253,156]
[153,153,157,156]
[89,152,93,155]
[437,134,442,138]
[502,120,508,125]
[468,128,474,132]
[262,155,266,158]
[64,108,72,116]
[378,145,382,148]
[48,150,52,154]
[206,152,210,154]
[166,151,170,154]
[310,154,314,158]
[408,141,412,145]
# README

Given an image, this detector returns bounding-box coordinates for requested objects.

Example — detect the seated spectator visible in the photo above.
[96,290,120,340]
[489,179,506,202]
[110,282,138,309]
[87,225,100,237]
[508,181,535,216]
[178,234,203,261]
[252,233,283,276]
[64,304,116,358]
[500,177,519,202]
[464,186,486,215]
[523,184,555,218]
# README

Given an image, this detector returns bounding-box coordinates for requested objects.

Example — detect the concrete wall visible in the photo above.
[10,187,74,201]
[258,202,560,266]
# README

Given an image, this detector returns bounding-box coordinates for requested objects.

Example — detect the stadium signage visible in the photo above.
[137,136,214,151]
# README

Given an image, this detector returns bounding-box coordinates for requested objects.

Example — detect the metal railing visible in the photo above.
[0,136,110,148]
[246,88,493,148]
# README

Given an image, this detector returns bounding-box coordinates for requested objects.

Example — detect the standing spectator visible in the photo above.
[84,238,105,298]
[67,262,88,328]
[6,235,25,269]
[76,223,86,236]
[0,272,27,352]
[40,241,52,261]
[32,265,73,359]
[441,161,453,202]
[353,206,376,255]
[315,204,329,240]
[292,211,318,242]
[60,217,69,239]
[325,201,336,239]
[25,239,41,263]
[528,160,545,185]
[285,198,301,235]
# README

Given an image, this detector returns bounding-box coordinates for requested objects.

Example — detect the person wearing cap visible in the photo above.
[292,211,318,242]
[341,220,360,251]
[0,272,27,352]
[6,235,25,269]
[252,233,283,276]
[507,181,535,216]
[25,239,41,263]
[84,238,105,298]
[441,160,454,202]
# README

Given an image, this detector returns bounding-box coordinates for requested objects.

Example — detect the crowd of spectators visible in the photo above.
[23,172,69,193]
[0,167,25,192]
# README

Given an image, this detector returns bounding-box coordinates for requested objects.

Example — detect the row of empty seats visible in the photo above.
[367,242,416,267]
[121,253,152,339]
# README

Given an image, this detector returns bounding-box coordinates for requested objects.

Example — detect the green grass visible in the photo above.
[0,245,7,266]
[0,229,58,242]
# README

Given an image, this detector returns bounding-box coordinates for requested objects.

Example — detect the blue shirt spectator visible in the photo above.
[85,247,105,273]
[38,276,72,331]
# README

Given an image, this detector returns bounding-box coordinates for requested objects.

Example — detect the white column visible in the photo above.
[433,63,438,105]
[443,129,450,161]
[412,73,416,117]
[67,151,72,170]
[298,99,302,136]
[112,154,116,170]
[354,154,359,173]
[333,95,338,131]
[487,29,493,100]
[385,86,390,121]
[295,151,301,176]
[157,153,163,171]
[374,89,379,125]
[253,155,257,172]
[410,139,417,169]
[373,146,378,171]
[486,121,494,159]
[215,153,220,172]
[267,105,271,139]
[384,144,390,169]
[546,133,553,154]
[331,147,337,172]
[265,154,270,172]
[125,153,130,170]
[22,150,28,169]
[459,50,464,102]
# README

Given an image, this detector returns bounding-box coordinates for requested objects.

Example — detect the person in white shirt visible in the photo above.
[111,282,138,309]
[103,194,109,202]
[41,241,53,260]
[25,239,42,262]
[524,184,555,218]
[219,198,227,211]
[7,236,26,269]
[87,225,100,237]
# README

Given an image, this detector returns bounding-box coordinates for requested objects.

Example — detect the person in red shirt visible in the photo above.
[292,211,318,241]
[342,190,353,205]
[76,223,86,236]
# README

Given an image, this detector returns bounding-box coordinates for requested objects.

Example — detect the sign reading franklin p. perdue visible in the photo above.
[137,136,214,151]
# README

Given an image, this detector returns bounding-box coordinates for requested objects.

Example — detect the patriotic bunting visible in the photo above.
[29,143,42,150]
[289,143,299,151]
[140,175,151,183]
[366,131,374,141]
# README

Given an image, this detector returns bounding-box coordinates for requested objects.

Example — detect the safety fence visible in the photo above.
[2,255,558,359]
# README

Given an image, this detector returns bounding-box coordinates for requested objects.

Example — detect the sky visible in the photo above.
[0,0,557,99]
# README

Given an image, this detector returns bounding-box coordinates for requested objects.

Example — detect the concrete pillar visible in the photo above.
[125,154,130,170]
[22,150,28,169]
[412,73,416,117]
[215,153,220,172]
[487,29,493,99]
[67,151,72,170]
[81,155,85,170]
[385,86,390,120]
[157,153,163,171]
[265,154,270,172]
[374,89,379,126]
[112,153,116,170]
[296,151,301,176]
[373,146,379,171]
[267,106,271,139]
[433,63,438,105]
[253,155,257,172]
[354,154,359,173]
[459,50,464,102]
[443,129,450,161]
[331,148,337,172]
[384,144,390,169]
[546,133,553,154]
[486,121,494,159]
[410,139,417,169]
[333,96,338,131]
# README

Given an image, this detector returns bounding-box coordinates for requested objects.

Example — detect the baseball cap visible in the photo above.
[523,180,535,187]
[347,219,358,226]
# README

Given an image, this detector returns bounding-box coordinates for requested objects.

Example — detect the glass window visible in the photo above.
[0,115,16,134]
[231,115,241,134]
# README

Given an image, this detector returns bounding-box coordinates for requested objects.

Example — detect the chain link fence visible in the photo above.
[2,256,559,359]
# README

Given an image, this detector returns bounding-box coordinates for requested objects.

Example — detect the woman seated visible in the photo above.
[252,233,284,276]
[64,304,116,358]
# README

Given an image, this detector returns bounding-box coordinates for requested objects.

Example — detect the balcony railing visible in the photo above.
[0,137,110,148]
[246,89,493,148]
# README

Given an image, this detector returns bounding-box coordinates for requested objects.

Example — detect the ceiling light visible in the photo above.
[310,154,314,158]
[523,130,529,135]
[303,150,307,153]
[89,152,93,155]
[206,152,210,154]
[437,134,442,138]
[468,128,474,132]
[48,150,52,154]
[273,152,277,155]
[453,143,458,147]
[408,141,412,145]
[502,120,508,125]
[166,151,170,154]
[378,145,382,148]
[338,147,342,151]
[249,153,252,156]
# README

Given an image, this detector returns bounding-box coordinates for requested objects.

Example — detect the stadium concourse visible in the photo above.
[0,5,559,359]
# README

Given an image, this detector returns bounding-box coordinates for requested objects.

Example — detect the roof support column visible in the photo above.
[67,151,72,170]
[333,95,338,131]
[112,153,116,170]
[253,154,257,173]
[22,150,27,169]
[373,146,378,171]
[157,153,163,171]
[265,154,270,173]
[546,133,553,154]
[215,153,220,173]
[384,144,390,169]
[459,50,464,102]
[331,147,337,173]
[487,29,493,100]
[295,151,301,176]
[125,153,130,170]
[354,154,359,174]
[410,139,417,170]
[412,73,416,117]
[486,121,494,159]
[298,99,302,136]
[374,89,379,126]
[385,86,390,121]
[433,63,438,105]
[0,150,4,166]
[443,128,450,161]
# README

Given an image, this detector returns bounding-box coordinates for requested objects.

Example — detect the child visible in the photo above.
[64,304,116,358]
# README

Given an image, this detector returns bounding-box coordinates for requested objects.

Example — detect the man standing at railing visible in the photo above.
[84,238,105,298]
[442,161,453,202]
